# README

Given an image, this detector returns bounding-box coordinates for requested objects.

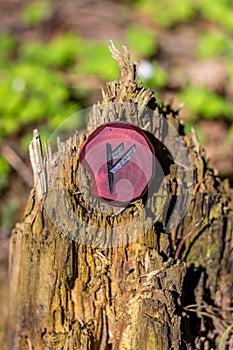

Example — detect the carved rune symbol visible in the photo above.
[106,142,136,194]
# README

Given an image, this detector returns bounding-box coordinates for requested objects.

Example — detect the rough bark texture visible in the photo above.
[9,43,233,349]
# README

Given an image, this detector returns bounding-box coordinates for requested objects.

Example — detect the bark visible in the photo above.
[8,42,233,349]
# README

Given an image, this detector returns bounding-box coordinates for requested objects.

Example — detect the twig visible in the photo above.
[0,143,33,186]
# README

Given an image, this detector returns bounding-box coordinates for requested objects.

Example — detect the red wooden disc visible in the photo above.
[79,122,154,205]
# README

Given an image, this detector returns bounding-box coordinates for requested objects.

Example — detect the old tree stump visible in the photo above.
[9,43,233,349]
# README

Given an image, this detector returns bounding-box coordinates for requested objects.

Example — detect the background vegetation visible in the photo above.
[0,0,233,346]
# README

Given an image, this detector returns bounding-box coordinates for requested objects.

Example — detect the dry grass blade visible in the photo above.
[218,324,233,350]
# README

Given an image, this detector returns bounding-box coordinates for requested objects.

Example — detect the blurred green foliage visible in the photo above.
[137,61,167,90]
[21,0,52,26]
[0,32,81,190]
[1,0,233,196]
[129,0,233,133]
[179,86,232,120]
[19,33,83,67]
[135,0,195,28]
[196,0,233,32]
[74,42,118,81]
[0,33,16,62]
[196,30,232,59]
[0,157,10,191]
[125,25,156,57]
[134,0,233,32]
[229,124,233,142]
[0,197,20,229]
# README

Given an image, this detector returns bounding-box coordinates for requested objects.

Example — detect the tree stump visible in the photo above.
[9,42,233,349]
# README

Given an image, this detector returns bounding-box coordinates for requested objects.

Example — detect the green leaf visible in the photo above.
[0,116,21,135]
[125,25,156,57]
[0,59,73,137]
[0,85,23,115]
[76,42,118,80]
[21,1,52,26]
[138,61,167,88]
[0,33,16,63]
[0,156,10,191]
[197,0,233,32]
[20,97,45,123]
[179,86,232,120]
[135,0,195,28]
[150,62,167,87]
[46,34,83,67]
[0,198,20,229]
[19,33,83,68]
[196,31,232,59]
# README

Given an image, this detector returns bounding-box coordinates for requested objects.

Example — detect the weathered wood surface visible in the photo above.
[9,42,233,349]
